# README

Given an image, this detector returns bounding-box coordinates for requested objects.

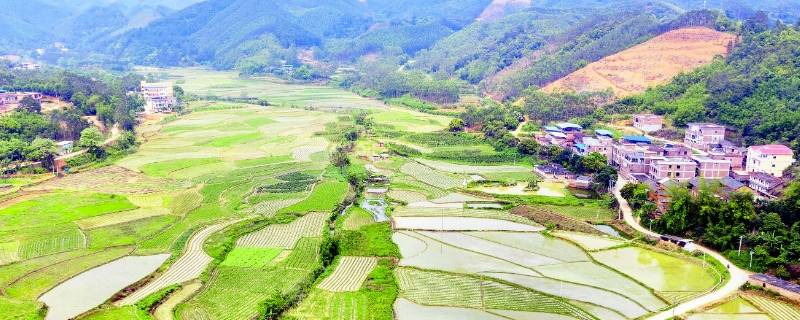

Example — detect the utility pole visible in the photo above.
[738,235,743,256]
[749,250,754,269]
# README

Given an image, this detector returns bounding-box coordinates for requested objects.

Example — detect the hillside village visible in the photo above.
[536,116,795,214]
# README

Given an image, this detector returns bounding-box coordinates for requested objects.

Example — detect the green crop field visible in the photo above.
[137,67,383,109]
[220,247,283,268]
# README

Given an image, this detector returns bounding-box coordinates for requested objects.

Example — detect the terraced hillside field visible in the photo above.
[544,27,737,97]
[0,99,347,319]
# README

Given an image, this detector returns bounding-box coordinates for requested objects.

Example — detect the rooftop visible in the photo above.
[691,155,731,164]
[623,135,651,144]
[549,132,567,139]
[749,144,793,156]
[750,172,783,184]
[544,126,560,132]
[688,122,726,129]
[556,122,583,130]
[751,273,800,294]
[595,129,613,137]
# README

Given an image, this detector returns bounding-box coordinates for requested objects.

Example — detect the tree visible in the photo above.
[517,139,540,155]
[25,138,58,169]
[448,119,465,132]
[78,127,104,157]
[19,96,41,113]
[582,152,608,173]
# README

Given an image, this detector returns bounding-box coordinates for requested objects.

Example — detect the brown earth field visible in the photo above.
[543,27,737,97]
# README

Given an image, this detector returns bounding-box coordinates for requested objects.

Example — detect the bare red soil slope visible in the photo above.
[543,27,737,97]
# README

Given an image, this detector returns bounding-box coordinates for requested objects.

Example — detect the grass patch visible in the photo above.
[278,180,349,214]
[336,223,399,257]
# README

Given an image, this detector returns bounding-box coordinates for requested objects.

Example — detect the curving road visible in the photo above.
[612,177,750,320]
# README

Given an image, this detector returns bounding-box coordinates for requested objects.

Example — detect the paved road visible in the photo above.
[612,177,750,319]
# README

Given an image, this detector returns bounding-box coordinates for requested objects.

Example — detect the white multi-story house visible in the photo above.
[140,81,176,114]
[746,144,795,178]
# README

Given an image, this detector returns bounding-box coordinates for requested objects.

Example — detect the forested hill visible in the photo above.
[610,21,800,153]
[101,0,494,68]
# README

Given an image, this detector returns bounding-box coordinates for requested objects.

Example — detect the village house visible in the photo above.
[649,157,697,182]
[708,141,746,170]
[749,172,787,200]
[140,81,176,114]
[746,144,795,178]
[662,144,691,157]
[684,123,726,151]
[573,136,612,158]
[633,114,664,132]
[0,91,43,112]
[691,155,731,179]
[556,122,583,133]
[688,177,755,200]
[594,129,614,139]
[534,163,573,180]
[623,135,651,145]
[56,141,74,156]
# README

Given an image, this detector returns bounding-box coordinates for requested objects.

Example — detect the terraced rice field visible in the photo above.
[237,212,328,248]
[388,205,724,319]
[370,108,452,133]
[220,247,283,268]
[400,162,465,190]
[317,256,378,292]
[415,158,531,174]
[743,294,800,320]
[395,268,593,320]
[178,237,324,320]
[688,296,770,320]
[39,254,169,320]
[118,220,239,305]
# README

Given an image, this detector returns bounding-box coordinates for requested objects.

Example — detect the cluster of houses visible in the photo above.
[140,81,177,114]
[0,91,43,113]
[536,115,796,214]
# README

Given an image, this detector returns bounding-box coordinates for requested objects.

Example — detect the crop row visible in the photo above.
[744,294,800,320]
[395,267,593,320]
[237,212,328,249]
[17,230,86,260]
[317,256,378,292]
[400,162,464,190]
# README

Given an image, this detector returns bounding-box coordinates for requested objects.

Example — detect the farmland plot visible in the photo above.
[466,231,588,262]
[236,212,328,248]
[688,296,770,320]
[592,246,719,293]
[76,207,172,229]
[178,238,323,320]
[417,231,561,267]
[118,220,239,305]
[400,162,464,190]
[392,216,542,231]
[415,158,531,174]
[395,268,593,319]
[39,254,169,320]
[317,256,378,292]
[554,231,624,250]
[394,231,540,276]
[743,294,800,320]
[393,207,539,227]
[483,272,648,318]
[532,261,667,311]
